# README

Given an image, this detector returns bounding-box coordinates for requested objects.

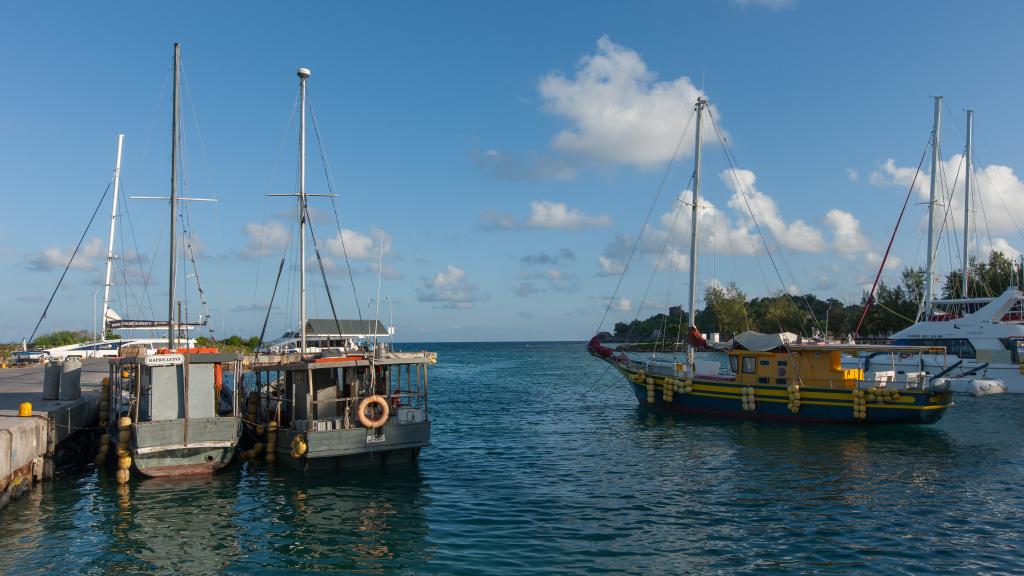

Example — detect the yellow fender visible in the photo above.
[290,434,308,458]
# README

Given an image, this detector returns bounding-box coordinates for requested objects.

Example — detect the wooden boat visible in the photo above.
[98,44,239,480]
[245,66,435,471]
[588,96,953,424]
[589,334,954,424]
[107,349,242,476]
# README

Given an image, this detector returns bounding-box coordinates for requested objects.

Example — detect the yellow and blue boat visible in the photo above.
[589,333,953,424]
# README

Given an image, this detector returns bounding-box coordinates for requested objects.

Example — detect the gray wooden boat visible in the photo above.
[252,349,433,471]
[106,351,242,477]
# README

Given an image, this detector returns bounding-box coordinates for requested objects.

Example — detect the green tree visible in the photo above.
[700,282,748,338]
[33,330,92,348]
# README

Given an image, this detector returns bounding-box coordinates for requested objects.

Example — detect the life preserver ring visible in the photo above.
[358,395,390,429]
[214,363,223,393]
[777,366,787,377]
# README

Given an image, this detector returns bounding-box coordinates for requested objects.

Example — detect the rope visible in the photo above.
[308,92,363,320]
[855,137,930,335]
[595,106,696,336]
[27,182,112,344]
[705,108,822,334]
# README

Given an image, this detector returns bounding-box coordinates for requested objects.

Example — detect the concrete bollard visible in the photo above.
[59,358,82,401]
[42,361,62,400]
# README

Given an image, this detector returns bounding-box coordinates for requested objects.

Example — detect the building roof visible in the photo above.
[305,318,388,337]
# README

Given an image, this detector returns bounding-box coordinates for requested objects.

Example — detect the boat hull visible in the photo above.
[129,417,241,477]
[622,370,951,425]
[276,422,430,472]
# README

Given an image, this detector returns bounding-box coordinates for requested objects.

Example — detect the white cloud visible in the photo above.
[870,155,1024,237]
[243,220,289,258]
[846,167,860,182]
[655,246,689,271]
[598,255,626,276]
[721,168,825,252]
[538,36,713,168]
[417,265,488,309]
[482,201,611,230]
[610,297,632,312]
[824,209,870,254]
[982,238,1022,261]
[27,237,103,271]
[525,201,612,229]
[865,251,902,272]
[326,227,392,261]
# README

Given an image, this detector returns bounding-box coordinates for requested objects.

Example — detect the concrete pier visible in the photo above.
[0,359,104,509]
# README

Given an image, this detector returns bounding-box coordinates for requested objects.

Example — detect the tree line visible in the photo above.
[609,251,1021,342]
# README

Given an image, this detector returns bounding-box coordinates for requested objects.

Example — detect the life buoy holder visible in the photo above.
[358,395,390,429]
[777,366,787,377]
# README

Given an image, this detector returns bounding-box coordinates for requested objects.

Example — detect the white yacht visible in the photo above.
[259,319,392,354]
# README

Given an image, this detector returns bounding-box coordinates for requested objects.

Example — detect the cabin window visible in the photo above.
[759,359,770,366]
[729,356,739,372]
[758,377,769,384]
[776,378,787,385]
[777,360,788,366]
[742,357,756,374]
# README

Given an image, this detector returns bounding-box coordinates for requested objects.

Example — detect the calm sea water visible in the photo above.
[1,341,1022,575]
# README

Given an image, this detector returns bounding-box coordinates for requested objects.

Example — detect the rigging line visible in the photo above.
[181,65,219,201]
[253,92,301,325]
[933,151,964,295]
[651,186,690,353]
[971,150,1024,241]
[854,137,930,335]
[596,107,697,336]
[27,181,112,344]
[705,109,822,334]
[307,94,364,320]
[141,64,172,163]
[304,202,346,343]
[257,257,287,351]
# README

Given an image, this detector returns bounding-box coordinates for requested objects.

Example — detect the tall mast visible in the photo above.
[298,67,310,354]
[962,109,973,298]
[101,133,124,338]
[687,97,706,369]
[923,95,942,319]
[168,43,181,348]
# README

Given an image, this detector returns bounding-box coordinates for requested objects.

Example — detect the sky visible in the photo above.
[3,0,1024,343]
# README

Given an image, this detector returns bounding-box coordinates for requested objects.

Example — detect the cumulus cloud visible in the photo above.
[982,238,1022,261]
[610,297,633,312]
[865,251,902,272]
[481,201,611,230]
[538,36,713,168]
[598,254,627,276]
[27,237,104,271]
[824,209,870,254]
[722,168,825,252]
[870,155,1024,237]
[326,227,392,261]
[417,265,488,309]
[242,220,290,258]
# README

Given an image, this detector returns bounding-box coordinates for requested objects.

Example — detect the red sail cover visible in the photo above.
[588,336,614,358]
[688,326,708,349]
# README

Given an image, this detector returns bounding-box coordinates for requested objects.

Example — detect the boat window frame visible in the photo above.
[741,356,756,374]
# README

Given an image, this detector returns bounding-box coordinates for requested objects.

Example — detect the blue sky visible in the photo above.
[3,0,1024,343]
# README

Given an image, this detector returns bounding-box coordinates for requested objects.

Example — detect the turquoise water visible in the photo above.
[1,341,1022,574]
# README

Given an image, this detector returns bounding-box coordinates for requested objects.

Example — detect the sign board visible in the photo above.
[144,354,185,367]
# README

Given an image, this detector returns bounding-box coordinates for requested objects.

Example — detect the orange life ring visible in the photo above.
[214,363,223,393]
[358,395,390,429]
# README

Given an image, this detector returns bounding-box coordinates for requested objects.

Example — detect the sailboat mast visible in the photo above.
[168,43,181,348]
[923,95,942,319]
[101,133,124,338]
[298,67,311,354]
[688,97,706,368]
[962,109,973,298]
